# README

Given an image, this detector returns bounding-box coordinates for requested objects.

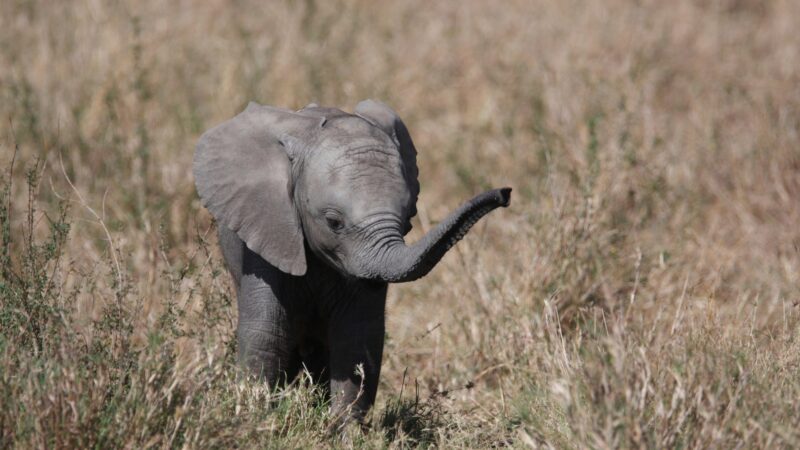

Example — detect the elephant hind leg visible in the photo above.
[299,339,330,389]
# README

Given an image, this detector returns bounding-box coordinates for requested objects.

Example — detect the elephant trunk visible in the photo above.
[362,188,511,283]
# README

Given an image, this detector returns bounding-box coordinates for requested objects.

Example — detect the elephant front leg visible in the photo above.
[238,247,299,386]
[327,290,386,427]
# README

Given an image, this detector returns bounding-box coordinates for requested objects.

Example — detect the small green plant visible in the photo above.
[0,150,70,355]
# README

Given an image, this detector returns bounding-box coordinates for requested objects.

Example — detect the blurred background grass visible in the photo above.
[1,0,799,447]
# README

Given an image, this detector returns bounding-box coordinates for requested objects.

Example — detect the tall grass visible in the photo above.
[1,0,799,447]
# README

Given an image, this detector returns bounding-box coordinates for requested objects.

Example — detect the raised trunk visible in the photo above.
[363,187,511,283]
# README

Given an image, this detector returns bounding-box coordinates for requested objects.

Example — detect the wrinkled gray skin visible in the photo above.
[194,99,511,426]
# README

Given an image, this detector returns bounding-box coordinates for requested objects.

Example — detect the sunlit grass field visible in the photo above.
[1,0,799,447]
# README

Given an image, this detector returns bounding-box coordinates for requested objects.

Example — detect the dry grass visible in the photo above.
[1,0,799,448]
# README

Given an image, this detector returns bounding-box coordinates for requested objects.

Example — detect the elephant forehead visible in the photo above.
[322,148,407,200]
[317,122,394,147]
[306,153,411,217]
[320,113,392,139]
[346,178,411,220]
[310,132,404,180]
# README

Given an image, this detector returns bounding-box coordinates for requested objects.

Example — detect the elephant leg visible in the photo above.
[238,246,300,386]
[299,339,330,387]
[327,283,387,425]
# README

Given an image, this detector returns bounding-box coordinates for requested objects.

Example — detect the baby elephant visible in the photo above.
[193,100,510,425]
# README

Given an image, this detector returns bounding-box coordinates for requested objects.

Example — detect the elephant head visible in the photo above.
[194,100,510,282]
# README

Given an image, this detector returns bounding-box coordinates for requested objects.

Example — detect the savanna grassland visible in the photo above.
[1,0,799,448]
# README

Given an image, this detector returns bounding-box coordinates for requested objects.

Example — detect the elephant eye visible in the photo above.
[325,216,344,231]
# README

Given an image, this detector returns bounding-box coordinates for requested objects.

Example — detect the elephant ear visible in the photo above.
[194,102,312,276]
[354,99,420,224]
